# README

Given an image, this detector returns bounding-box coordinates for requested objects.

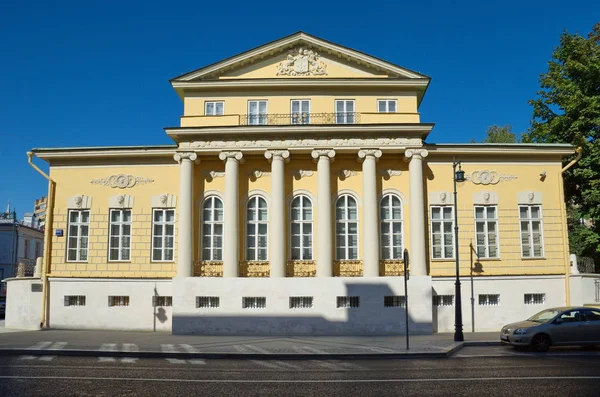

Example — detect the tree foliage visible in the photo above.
[524,23,600,261]
[480,124,520,143]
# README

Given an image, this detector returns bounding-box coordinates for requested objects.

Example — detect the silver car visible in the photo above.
[501,306,600,352]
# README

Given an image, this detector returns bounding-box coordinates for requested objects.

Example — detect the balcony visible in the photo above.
[179,112,420,128]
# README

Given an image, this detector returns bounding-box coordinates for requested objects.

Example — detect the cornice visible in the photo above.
[171,78,429,90]
[33,147,177,162]
[425,144,575,157]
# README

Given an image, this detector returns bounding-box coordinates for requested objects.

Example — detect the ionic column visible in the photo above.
[358,149,382,277]
[265,150,289,278]
[219,151,244,278]
[174,152,198,277]
[405,149,429,276]
[311,149,336,277]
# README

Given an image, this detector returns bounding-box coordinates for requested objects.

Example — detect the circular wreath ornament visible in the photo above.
[109,174,135,189]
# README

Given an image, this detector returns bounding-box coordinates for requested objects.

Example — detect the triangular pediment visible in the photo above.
[171,32,429,82]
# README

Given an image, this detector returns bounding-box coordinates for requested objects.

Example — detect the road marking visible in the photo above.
[243,345,300,370]
[38,356,56,362]
[122,344,139,353]
[296,346,327,354]
[249,360,281,369]
[99,343,117,352]
[48,342,67,350]
[179,344,199,353]
[26,341,53,350]
[188,360,206,365]
[365,346,396,353]
[336,361,367,370]
[161,344,177,353]
[18,356,38,360]
[166,358,187,364]
[98,357,117,363]
[120,358,138,364]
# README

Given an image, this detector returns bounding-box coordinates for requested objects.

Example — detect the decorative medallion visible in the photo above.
[203,170,226,179]
[249,170,271,179]
[378,169,402,177]
[276,48,327,76]
[339,170,359,179]
[466,170,517,185]
[90,174,154,189]
[294,169,314,179]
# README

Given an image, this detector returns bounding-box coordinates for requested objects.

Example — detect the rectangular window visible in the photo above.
[430,206,454,259]
[152,209,175,262]
[335,100,355,124]
[109,209,132,261]
[64,295,86,307]
[524,293,545,305]
[291,99,310,124]
[196,296,220,308]
[152,296,172,307]
[474,206,499,258]
[67,210,90,262]
[433,295,454,307]
[205,101,224,116]
[248,100,268,125]
[378,99,397,113]
[242,297,266,309]
[289,296,313,309]
[24,239,30,259]
[520,205,544,258]
[337,296,360,308]
[384,295,406,308]
[35,241,42,259]
[478,294,500,306]
[108,296,130,307]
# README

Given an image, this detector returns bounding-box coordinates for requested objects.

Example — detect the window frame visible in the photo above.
[380,193,404,260]
[478,294,500,306]
[290,195,313,261]
[433,295,454,307]
[473,205,500,259]
[334,99,356,124]
[290,99,310,125]
[246,195,268,261]
[108,208,132,262]
[248,100,268,125]
[519,205,545,258]
[201,196,224,261]
[205,101,224,116]
[377,99,397,113]
[524,293,546,305]
[66,209,90,263]
[430,206,455,260]
[335,194,359,260]
[151,208,176,262]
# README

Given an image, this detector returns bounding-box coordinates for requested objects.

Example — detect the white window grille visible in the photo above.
[152,209,175,261]
[524,293,545,305]
[380,194,403,260]
[474,206,499,258]
[67,210,90,262]
[431,206,454,259]
[289,296,313,309]
[335,100,355,124]
[64,295,86,307]
[291,195,313,260]
[196,296,220,308]
[242,297,266,309]
[109,209,132,261]
[478,294,500,306]
[202,196,224,261]
[433,295,454,307]
[384,295,406,308]
[337,296,360,308]
[246,196,268,261]
[291,100,310,124]
[378,99,397,113]
[248,100,268,125]
[519,205,544,258]
[152,296,172,307]
[336,194,359,260]
[205,101,224,116]
[108,296,130,307]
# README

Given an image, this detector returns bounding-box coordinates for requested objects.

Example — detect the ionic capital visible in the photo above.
[174,152,199,164]
[311,149,336,163]
[357,149,382,162]
[404,148,429,161]
[264,149,290,163]
[219,151,245,163]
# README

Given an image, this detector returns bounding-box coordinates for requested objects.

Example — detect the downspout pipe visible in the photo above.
[560,146,582,306]
[27,152,54,329]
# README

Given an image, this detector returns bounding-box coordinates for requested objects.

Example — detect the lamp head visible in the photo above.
[455,164,466,182]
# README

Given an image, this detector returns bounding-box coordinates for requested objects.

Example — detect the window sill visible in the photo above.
[521,257,546,261]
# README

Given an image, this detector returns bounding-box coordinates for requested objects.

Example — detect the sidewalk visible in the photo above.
[0,328,499,359]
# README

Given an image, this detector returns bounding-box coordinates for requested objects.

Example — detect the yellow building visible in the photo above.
[9,32,589,334]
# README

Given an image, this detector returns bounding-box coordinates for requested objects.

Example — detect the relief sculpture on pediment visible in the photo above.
[276,48,327,76]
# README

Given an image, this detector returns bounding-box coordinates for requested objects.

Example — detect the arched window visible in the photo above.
[380,194,403,260]
[291,195,313,260]
[246,196,268,261]
[202,196,223,261]
[335,194,358,260]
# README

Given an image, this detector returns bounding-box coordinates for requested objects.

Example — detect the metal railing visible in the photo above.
[239,112,361,126]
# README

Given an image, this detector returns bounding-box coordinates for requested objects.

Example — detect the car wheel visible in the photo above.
[531,334,551,352]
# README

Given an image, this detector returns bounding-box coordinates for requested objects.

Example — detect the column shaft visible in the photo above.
[266,150,289,278]
[360,151,380,277]
[312,150,335,277]
[221,153,242,277]
[407,150,428,276]
[175,153,196,277]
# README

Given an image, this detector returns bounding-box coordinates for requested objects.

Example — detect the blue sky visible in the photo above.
[1,0,598,217]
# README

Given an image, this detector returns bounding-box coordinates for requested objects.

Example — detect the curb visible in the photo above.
[463,341,502,347]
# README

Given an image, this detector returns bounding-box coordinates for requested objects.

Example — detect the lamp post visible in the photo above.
[453,159,465,342]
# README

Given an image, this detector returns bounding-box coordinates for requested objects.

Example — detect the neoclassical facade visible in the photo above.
[8,32,593,335]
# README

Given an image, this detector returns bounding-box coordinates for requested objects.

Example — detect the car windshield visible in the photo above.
[528,309,563,323]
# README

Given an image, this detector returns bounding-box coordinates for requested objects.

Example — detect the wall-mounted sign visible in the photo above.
[56,229,64,237]
[31,284,42,292]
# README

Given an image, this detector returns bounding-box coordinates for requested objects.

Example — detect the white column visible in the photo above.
[311,149,336,277]
[405,149,429,276]
[219,151,244,278]
[358,149,382,277]
[265,150,290,278]
[174,152,198,277]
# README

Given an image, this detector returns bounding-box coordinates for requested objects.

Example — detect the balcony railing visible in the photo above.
[239,112,361,126]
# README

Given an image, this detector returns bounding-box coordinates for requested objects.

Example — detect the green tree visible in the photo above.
[524,23,600,263]
[480,124,520,143]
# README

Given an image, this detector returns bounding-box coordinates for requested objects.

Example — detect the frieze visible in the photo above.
[90,174,154,189]
[466,170,518,185]
[185,137,419,150]
[276,48,327,76]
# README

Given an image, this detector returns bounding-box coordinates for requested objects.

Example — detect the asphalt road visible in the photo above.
[0,353,599,396]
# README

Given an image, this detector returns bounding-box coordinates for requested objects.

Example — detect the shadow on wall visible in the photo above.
[171,281,432,336]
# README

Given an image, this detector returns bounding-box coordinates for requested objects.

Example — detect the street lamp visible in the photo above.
[453,159,465,342]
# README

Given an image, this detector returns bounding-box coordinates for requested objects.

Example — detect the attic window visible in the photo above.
[378,100,397,113]
[205,101,224,116]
